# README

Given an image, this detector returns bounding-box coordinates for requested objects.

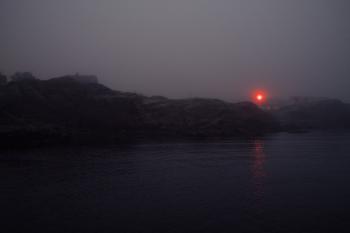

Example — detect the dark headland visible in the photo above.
[1,72,350,148]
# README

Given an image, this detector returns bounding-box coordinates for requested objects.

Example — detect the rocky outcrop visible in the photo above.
[272,98,350,131]
[0,76,279,147]
[139,97,278,137]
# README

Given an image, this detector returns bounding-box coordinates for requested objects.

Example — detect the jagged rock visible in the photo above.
[0,76,279,147]
[2,75,350,148]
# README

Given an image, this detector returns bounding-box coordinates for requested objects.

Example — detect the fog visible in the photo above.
[1,0,350,101]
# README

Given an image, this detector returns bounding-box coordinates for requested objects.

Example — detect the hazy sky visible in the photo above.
[1,0,350,101]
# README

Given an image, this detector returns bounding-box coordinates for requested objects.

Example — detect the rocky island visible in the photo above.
[0,73,349,148]
[0,73,281,148]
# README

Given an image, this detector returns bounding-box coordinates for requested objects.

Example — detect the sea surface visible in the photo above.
[1,131,350,233]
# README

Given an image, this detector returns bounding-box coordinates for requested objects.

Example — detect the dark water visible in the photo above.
[1,132,350,233]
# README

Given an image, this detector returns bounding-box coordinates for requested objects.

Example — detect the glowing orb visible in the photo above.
[251,90,267,104]
[256,94,263,101]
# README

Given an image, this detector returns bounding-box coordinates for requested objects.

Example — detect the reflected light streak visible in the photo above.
[251,140,266,199]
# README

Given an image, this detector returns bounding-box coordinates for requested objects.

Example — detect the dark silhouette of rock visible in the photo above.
[139,98,278,137]
[11,72,37,82]
[0,76,279,148]
[62,73,99,84]
[272,98,350,130]
[2,75,350,148]
[0,73,7,85]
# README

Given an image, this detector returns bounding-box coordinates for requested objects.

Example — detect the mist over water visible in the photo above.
[1,0,350,101]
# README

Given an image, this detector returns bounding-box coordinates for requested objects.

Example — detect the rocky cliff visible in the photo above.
[0,77,279,147]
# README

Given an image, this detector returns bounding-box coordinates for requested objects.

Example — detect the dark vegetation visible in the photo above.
[0,72,349,148]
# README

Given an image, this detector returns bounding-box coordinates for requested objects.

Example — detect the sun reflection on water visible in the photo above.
[251,140,266,199]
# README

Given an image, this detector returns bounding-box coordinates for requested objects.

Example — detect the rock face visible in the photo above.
[140,97,278,137]
[0,73,6,85]
[2,75,350,148]
[272,98,350,130]
[66,74,99,84]
[10,72,37,82]
[0,76,279,147]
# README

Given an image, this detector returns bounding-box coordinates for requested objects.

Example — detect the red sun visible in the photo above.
[256,94,264,101]
[252,90,267,104]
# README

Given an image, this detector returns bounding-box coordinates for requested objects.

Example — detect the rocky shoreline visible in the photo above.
[0,74,349,148]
